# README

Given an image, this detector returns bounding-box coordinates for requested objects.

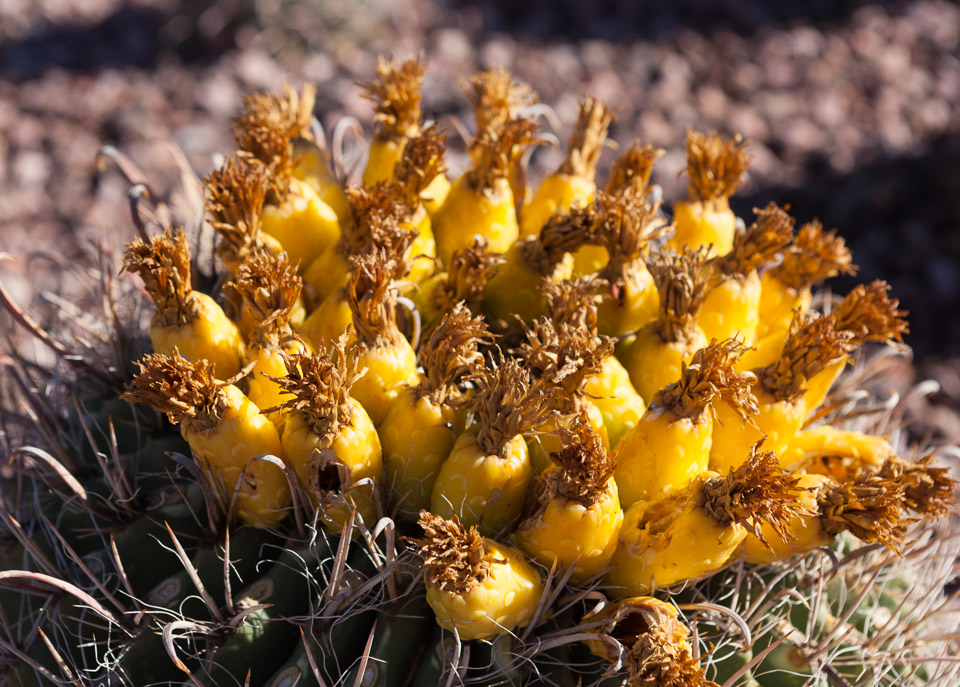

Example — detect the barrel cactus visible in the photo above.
[1,56,957,687]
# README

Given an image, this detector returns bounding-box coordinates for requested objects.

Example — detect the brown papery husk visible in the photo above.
[682,128,752,204]
[701,444,811,548]
[627,625,719,687]
[543,276,607,334]
[517,317,615,401]
[433,238,506,313]
[205,155,272,269]
[541,410,617,508]
[587,597,717,686]
[710,202,795,278]
[392,123,447,206]
[228,250,302,347]
[233,83,315,203]
[606,140,665,198]
[346,245,411,349]
[466,117,541,193]
[647,246,712,344]
[599,192,670,280]
[657,338,757,422]
[122,350,226,433]
[467,353,563,457]
[414,511,493,595]
[122,227,196,328]
[267,333,362,442]
[829,280,909,346]
[557,97,615,181]
[532,201,608,270]
[464,66,538,136]
[879,455,957,518]
[341,183,418,266]
[416,302,492,407]
[817,469,912,550]
[758,311,856,402]
[360,54,426,140]
[772,219,857,291]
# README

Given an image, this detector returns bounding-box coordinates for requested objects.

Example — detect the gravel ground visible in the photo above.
[1,0,959,441]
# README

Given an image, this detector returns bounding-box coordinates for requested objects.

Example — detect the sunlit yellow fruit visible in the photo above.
[261,178,341,269]
[149,292,244,380]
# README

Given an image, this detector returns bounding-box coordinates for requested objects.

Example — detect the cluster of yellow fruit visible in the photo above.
[119,57,954,683]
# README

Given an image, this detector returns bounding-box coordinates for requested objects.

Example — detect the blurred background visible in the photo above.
[1,0,958,438]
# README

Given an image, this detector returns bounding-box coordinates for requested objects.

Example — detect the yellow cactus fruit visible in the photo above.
[345,247,420,426]
[481,217,593,329]
[593,192,671,336]
[415,238,505,328]
[360,55,427,185]
[227,250,308,426]
[464,67,540,215]
[122,228,245,379]
[513,412,622,583]
[615,339,757,508]
[709,312,856,473]
[415,512,543,641]
[742,469,912,564]
[271,336,382,530]
[756,218,856,339]
[617,246,711,404]
[543,277,647,447]
[698,202,795,346]
[779,425,898,473]
[433,116,540,264]
[382,304,491,521]
[291,137,351,226]
[803,280,909,411]
[300,206,415,352]
[583,597,718,687]
[431,355,561,536]
[670,129,752,258]
[233,83,341,269]
[122,351,290,527]
[521,96,614,238]
[387,124,446,286]
[607,446,806,594]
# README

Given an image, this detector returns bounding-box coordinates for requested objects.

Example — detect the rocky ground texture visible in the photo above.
[1,0,959,444]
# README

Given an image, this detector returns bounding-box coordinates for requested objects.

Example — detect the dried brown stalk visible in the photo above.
[268,334,362,442]
[606,140,665,198]
[205,156,272,269]
[467,354,562,457]
[772,219,857,291]
[541,410,617,507]
[228,250,302,346]
[122,351,226,433]
[464,67,538,136]
[557,97,615,181]
[758,312,856,402]
[710,202,795,277]
[416,303,492,406]
[432,238,506,313]
[829,280,909,346]
[682,129,752,203]
[658,339,758,422]
[122,228,196,327]
[817,470,911,549]
[415,511,492,595]
[360,55,426,140]
[648,246,712,344]
[702,444,810,548]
